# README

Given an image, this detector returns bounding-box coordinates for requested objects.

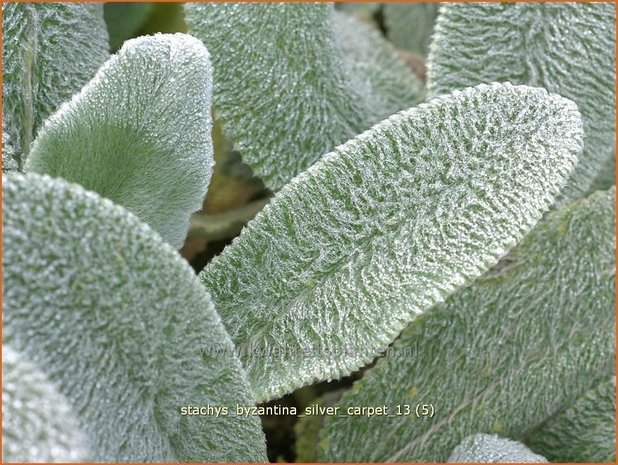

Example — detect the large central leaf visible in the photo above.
[200,83,582,402]
[2,173,267,462]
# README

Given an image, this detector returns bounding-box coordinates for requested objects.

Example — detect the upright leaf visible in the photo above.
[3,345,90,463]
[200,83,582,402]
[319,188,615,462]
[333,11,425,121]
[2,172,267,462]
[384,3,440,56]
[185,3,422,191]
[25,34,213,249]
[525,377,616,462]
[1,2,109,171]
[428,3,616,203]
[448,434,547,463]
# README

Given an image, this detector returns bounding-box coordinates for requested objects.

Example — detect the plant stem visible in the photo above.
[188,197,270,241]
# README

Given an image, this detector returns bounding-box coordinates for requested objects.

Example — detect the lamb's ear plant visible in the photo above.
[2,345,90,463]
[200,83,583,402]
[428,2,616,203]
[2,5,266,461]
[591,148,617,193]
[184,2,424,190]
[2,2,616,463]
[333,10,426,119]
[448,434,547,463]
[24,33,213,248]
[525,377,616,463]
[384,3,440,56]
[2,173,267,462]
[1,2,109,172]
[318,188,615,462]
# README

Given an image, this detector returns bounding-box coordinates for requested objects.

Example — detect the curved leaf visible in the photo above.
[200,83,582,402]
[2,345,90,463]
[525,377,616,462]
[1,2,109,171]
[319,188,615,462]
[185,3,422,191]
[25,33,213,249]
[428,3,616,203]
[448,434,547,463]
[384,3,440,56]
[333,11,426,121]
[2,172,267,462]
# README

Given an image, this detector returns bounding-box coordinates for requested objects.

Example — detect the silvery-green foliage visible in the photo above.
[526,377,616,462]
[384,3,440,56]
[1,2,109,172]
[2,128,18,173]
[200,83,583,402]
[319,188,615,462]
[25,33,213,249]
[448,434,547,463]
[590,148,616,193]
[333,11,425,121]
[428,2,617,203]
[2,345,90,463]
[185,2,423,191]
[2,173,267,462]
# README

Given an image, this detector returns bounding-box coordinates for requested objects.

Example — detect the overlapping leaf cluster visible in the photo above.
[319,188,615,462]
[2,2,615,463]
[428,2,616,204]
[200,83,583,402]
[2,3,267,462]
[185,2,425,190]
